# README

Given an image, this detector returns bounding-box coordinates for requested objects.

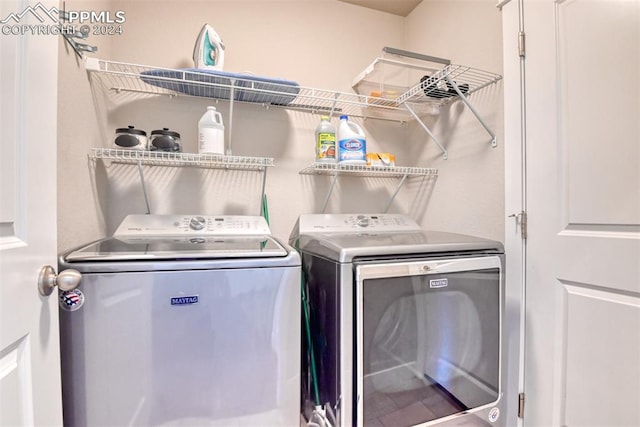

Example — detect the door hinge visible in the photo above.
[518,392,525,418]
[509,211,527,240]
[518,31,526,58]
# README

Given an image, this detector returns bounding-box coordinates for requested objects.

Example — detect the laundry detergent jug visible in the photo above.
[198,106,225,154]
[337,115,366,164]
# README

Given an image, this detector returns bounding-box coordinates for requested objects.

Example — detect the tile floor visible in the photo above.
[363,382,466,427]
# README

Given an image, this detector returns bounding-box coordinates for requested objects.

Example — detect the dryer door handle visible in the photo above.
[38,265,82,296]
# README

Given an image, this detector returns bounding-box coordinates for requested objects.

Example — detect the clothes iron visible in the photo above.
[193,24,225,70]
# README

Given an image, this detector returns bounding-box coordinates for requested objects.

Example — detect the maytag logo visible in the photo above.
[429,278,448,289]
[171,295,199,306]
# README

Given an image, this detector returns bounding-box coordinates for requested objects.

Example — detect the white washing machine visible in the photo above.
[59,214,300,426]
[290,214,505,427]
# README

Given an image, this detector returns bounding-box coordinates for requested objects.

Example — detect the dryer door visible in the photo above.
[354,255,503,427]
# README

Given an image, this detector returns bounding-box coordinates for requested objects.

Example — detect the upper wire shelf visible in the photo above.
[84,58,500,122]
[85,58,408,120]
[397,64,502,105]
[351,48,502,108]
[299,162,437,178]
[90,148,274,170]
[351,48,502,158]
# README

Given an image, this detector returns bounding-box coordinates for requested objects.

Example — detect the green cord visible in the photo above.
[262,194,270,225]
[260,195,269,250]
[301,274,321,406]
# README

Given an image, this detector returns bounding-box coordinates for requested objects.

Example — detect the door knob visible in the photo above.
[38,265,82,297]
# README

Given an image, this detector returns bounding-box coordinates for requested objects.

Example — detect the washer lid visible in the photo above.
[64,235,289,262]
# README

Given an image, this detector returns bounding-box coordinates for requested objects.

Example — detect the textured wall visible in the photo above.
[57,0,503,251]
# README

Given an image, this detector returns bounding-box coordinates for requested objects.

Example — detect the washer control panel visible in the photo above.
[114,214,271,237]
[297,213,421,234]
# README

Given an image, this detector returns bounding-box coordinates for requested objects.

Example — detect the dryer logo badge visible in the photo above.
[429,278,448,289]
[59,289,85,312]
[488,407,500,422]
[171,295,199,306]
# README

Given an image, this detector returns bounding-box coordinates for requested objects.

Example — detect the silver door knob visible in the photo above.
[38,265,82,297]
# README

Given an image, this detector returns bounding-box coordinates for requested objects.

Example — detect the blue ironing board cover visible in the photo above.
[140,68,300,105]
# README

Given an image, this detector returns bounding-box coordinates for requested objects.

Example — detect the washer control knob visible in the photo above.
[356,217,370,227]
[189,216,206,230]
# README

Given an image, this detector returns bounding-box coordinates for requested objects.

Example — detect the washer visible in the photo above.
[59,214,301,427]
[290,214,505,427]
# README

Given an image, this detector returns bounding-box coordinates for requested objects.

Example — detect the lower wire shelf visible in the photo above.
[299,162,437,178]
[299,162,438,213]
[90,148,274,170]
[89,148,273,216]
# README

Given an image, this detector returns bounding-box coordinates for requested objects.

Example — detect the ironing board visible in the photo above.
[140,68,300,105]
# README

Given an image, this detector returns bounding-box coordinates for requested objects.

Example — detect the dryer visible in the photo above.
[290,214,505,427]
[59,214,300,426]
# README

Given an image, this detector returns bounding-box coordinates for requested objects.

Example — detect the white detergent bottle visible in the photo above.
[337,115,366,164]
[198,106,225,154]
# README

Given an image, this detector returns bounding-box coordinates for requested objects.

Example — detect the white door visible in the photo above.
[508,1,640,426]
[0,0,62,425]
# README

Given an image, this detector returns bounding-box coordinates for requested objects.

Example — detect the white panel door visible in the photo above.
[501,0,526,425]
[0,0,62,425]
[522,1,640,426]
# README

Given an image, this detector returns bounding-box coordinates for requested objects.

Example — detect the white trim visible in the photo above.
[496,0,513,10]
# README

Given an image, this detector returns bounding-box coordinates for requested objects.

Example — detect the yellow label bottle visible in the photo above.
[315,116,336,162]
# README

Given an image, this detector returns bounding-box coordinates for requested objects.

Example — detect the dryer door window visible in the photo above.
[354,256,502,426]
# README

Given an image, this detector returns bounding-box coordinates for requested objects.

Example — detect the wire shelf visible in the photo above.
[351,50,502,109]
[396,64,503,105]
[90,148,274,170]
[299,162,437,178]
[85,58,444,121]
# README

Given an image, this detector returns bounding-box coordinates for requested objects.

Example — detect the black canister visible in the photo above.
[150,128,182,152]
[114,126,148,150]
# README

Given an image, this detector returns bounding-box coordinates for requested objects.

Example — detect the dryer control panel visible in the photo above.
[296,213,421,234]
[114,214,271,237]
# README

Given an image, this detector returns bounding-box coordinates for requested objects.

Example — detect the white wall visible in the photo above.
[57,0,503,250]
[57,0,113,252]
[406,0,505,241]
